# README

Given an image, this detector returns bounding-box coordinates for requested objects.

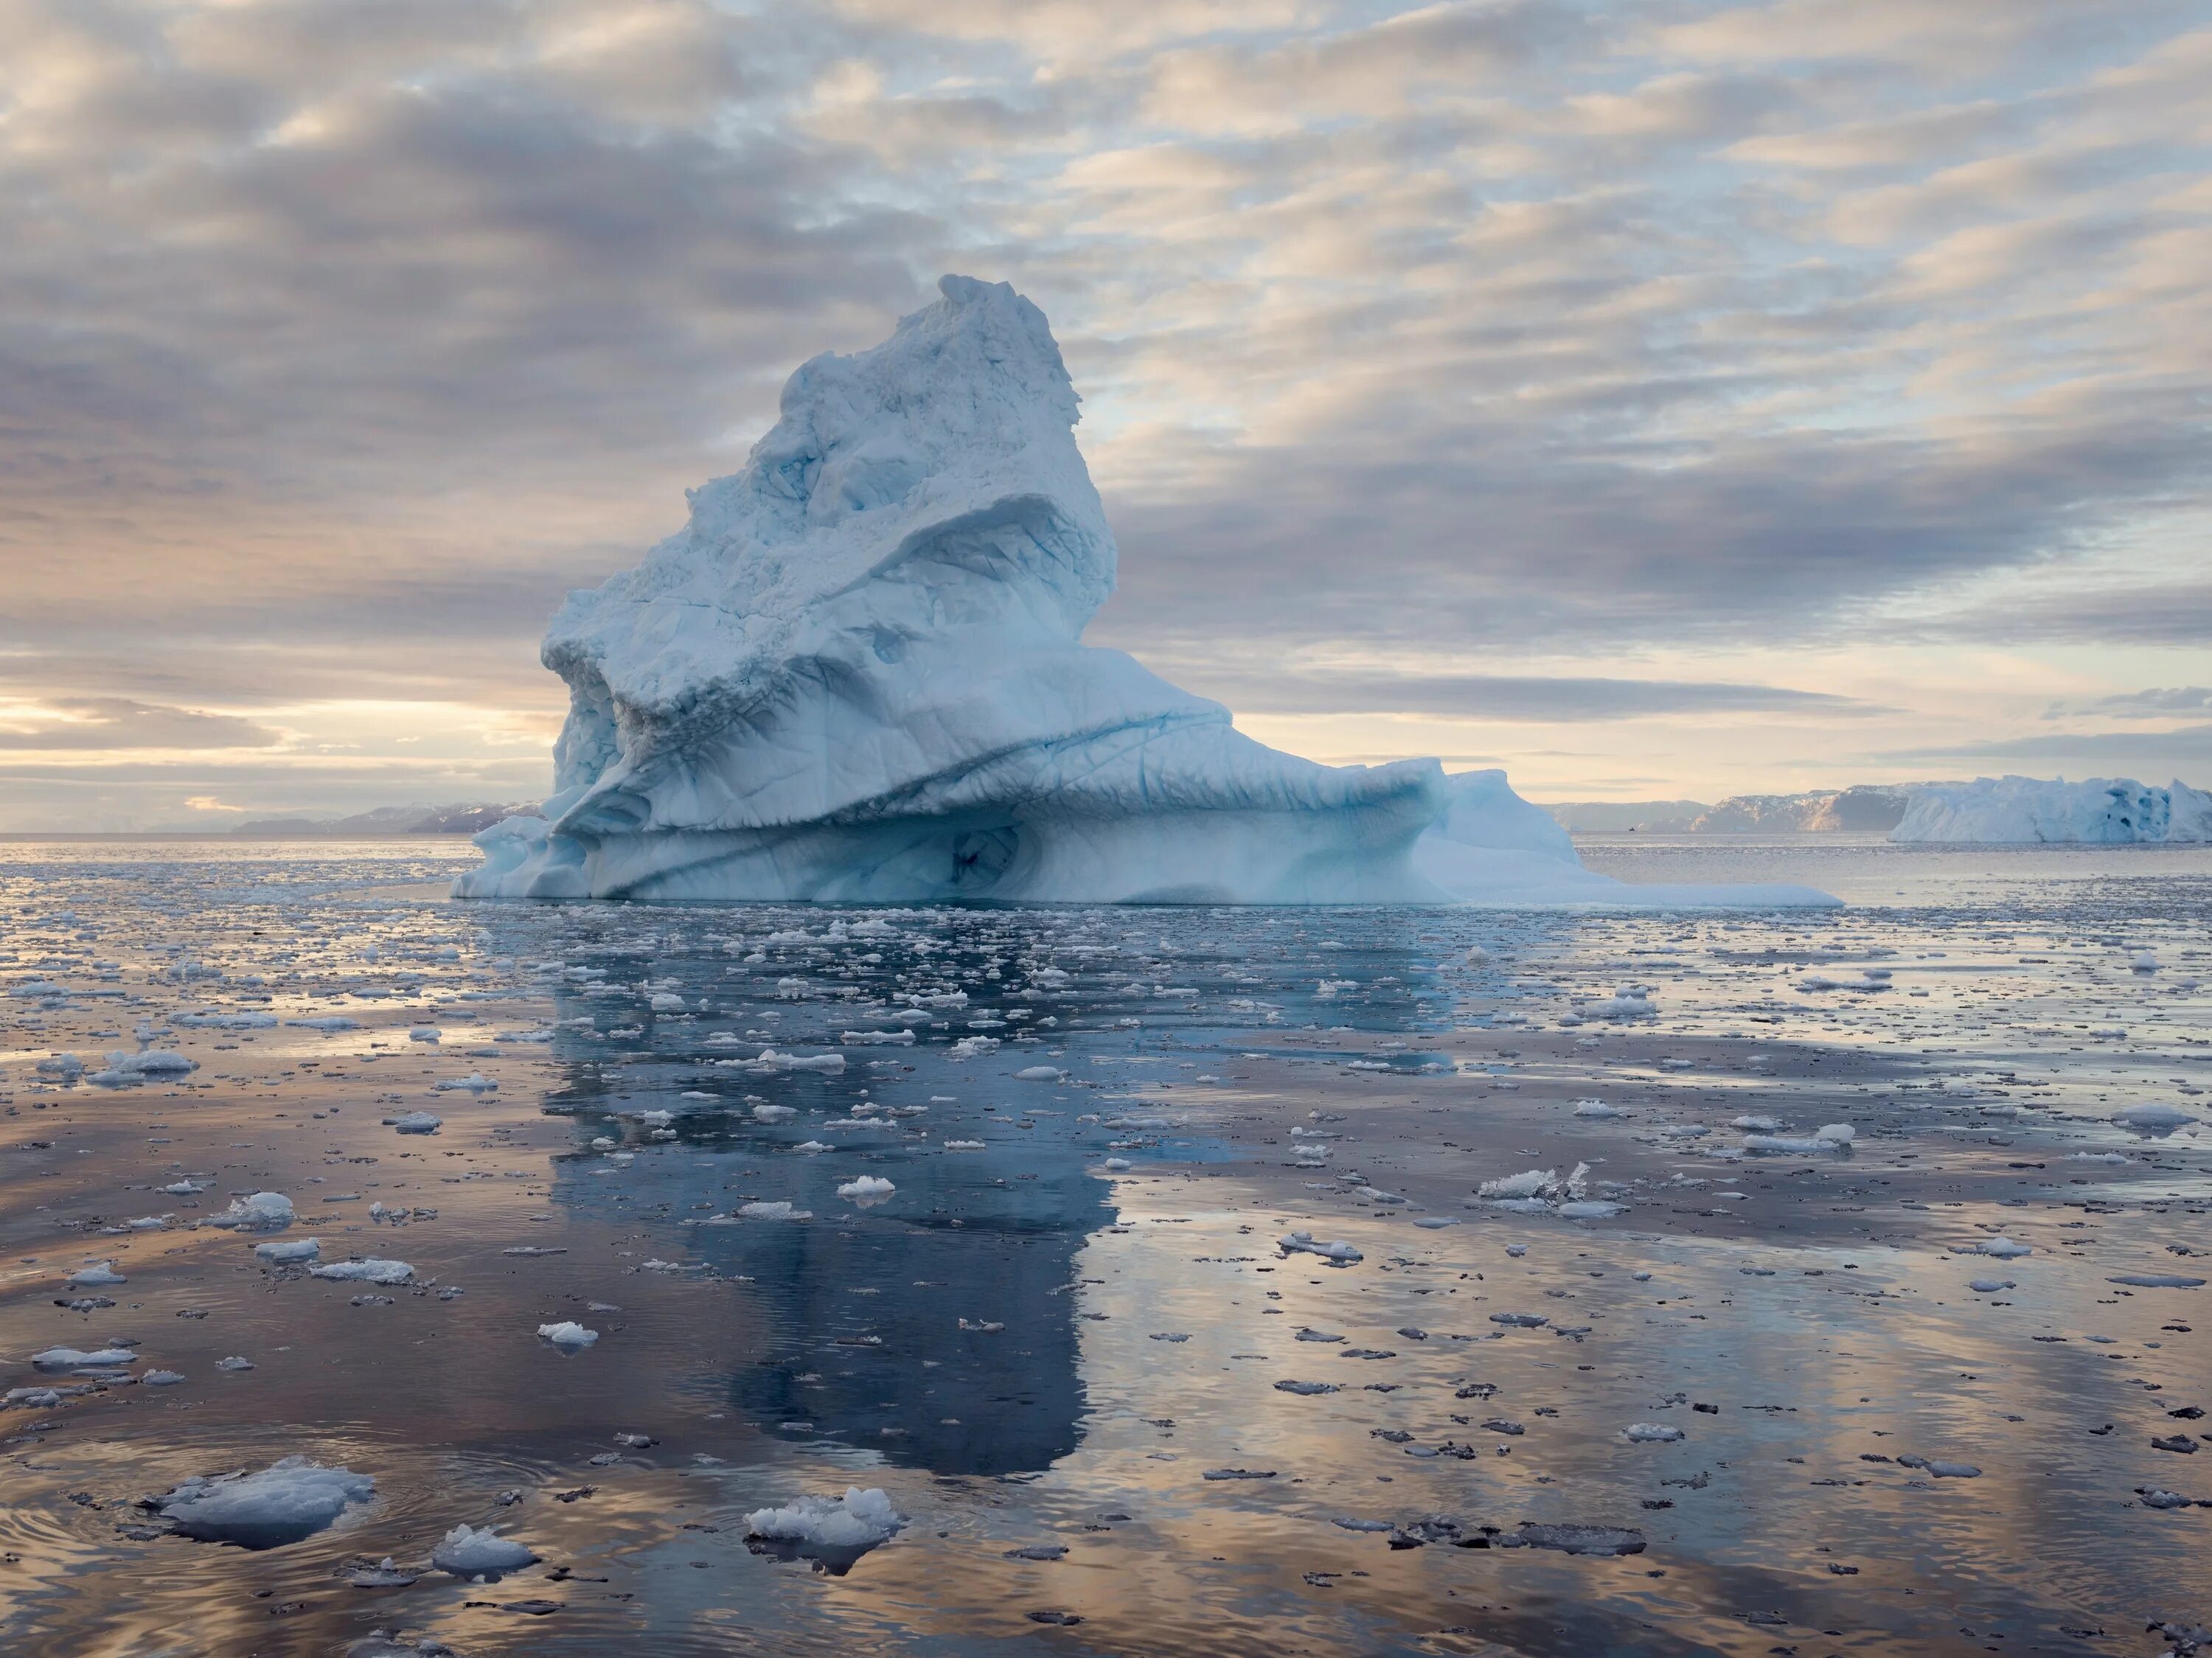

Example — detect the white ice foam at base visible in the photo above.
[1893,776,2212,844]
[454,277,1832,913]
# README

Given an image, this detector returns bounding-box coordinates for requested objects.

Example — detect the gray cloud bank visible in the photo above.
[1,0,2208,818]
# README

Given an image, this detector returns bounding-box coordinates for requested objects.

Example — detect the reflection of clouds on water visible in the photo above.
[503,901,1490,1479]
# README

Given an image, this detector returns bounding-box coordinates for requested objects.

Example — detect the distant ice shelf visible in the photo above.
[1893,776,2212,845]
[456,276,1834,910]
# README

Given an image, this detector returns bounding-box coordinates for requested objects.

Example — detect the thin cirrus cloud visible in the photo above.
[0,700,283,752]
[1187,672,1874,721]
[1,0,2208,825]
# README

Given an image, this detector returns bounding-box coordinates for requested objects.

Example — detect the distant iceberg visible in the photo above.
[458,276,1832,910]
[1893,776,2212,844]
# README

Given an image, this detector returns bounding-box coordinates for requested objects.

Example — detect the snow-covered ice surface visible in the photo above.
[452,278,1830,913]
[0,834,2207,1654]
[1896,776,2212,844]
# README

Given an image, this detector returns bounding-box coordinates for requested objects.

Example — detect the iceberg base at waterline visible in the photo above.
[454,276,1833,912]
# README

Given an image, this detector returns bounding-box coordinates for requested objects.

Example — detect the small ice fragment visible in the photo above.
[431,1523,539,1578]
[310,1259,414,1284]
[66,1261,127,1286]
[538,1322,599,1349]
[740,1201,811,1220]
[384,1112,442,1135]
[1976,1237,2033,1259]
[2115,1103,2196,1132]
[1015,1065,1061,1081]
[32,1345,137,1369]
[836,1177,896,1199]
[256,1238,321,1265]
[150,1457,373,1548]
[205,1192,295,1232]
[2107,1274,2205,1289]
[1279,1230,1361,1264]
[1624,1423,1685,1443]
[743,1487,905,1567]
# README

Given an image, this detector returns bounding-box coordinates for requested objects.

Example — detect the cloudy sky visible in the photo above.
[4,0,2208,829]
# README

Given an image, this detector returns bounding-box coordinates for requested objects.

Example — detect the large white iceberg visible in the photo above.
[1893,776,2212,844]
[458,276,1832,910]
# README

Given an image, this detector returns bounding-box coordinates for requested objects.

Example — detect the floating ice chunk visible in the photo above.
[843,1029,915,1045]
[255,1238,321,1265]
[1816,1124,1855,1143]
[311,1259,414,1284]
[744,1487,905,1570]
[1015,1065,1062,1081]
[1504,1523,1646,1556]
[144,1368,187,1386]
[1579,989,1658,1022]
[944,1139,984,1151]
[1624,1423,1686,1443]
[2114,1103,2197,1132]
[205,1192,295,1231]
[651,993,686,1011]
[150,1457,374,1549]
[32,1345,137,1369]
[739,1201,810,1220]
[1743,1132,1851,1154]
[538,1322,599,1348]
[286,1015,360,1031]
[1573,1099,1621,1118]
[1975,1237,2033,1260]
[1279,1230,1362,1264]
[408,1026,441,1042]
[35,1053,86,1079]
[1411,1216,1458,1229]
[1274,1379,1338,1396]
[837,1176,896,1199]
[344,1558,420,1589]
[1098,1157,1132,1172]
[793,1140,835,1154]
[1732,1115,1779,1132]
[1969,1278,2013,1293]
[431,1523,539,1578]
[2107,1273,2205,1289]
[1479,1169,1557,1200]
[751,1103,798,1123]
[66,1260,127,1286]
[384,1111,442,1135]
[216,1355,254,1371]
[432,1073,498,1093]
[1558,1200,1624,1219]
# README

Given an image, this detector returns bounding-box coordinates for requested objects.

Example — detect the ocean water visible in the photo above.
[0,837,2207,1657]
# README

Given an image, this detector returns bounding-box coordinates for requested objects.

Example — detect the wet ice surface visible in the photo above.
[1,836,2208,1657]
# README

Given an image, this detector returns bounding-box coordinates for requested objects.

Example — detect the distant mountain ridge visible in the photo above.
[227,802,537,837]
[1542,786,1910,834]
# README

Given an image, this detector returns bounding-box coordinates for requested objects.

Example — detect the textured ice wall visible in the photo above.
[459,277,1834,908]
[1893,776,2212,844]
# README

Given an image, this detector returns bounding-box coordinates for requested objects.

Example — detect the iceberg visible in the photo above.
[1893,776,2212,844]
[457,276,1832,910]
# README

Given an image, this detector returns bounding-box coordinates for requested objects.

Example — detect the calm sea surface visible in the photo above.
[1,836,2206,1656]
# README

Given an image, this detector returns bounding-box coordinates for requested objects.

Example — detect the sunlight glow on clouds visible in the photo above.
[0,0,2205,826]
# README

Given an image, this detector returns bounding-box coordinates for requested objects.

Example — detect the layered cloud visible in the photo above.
[1,0,2206,823]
